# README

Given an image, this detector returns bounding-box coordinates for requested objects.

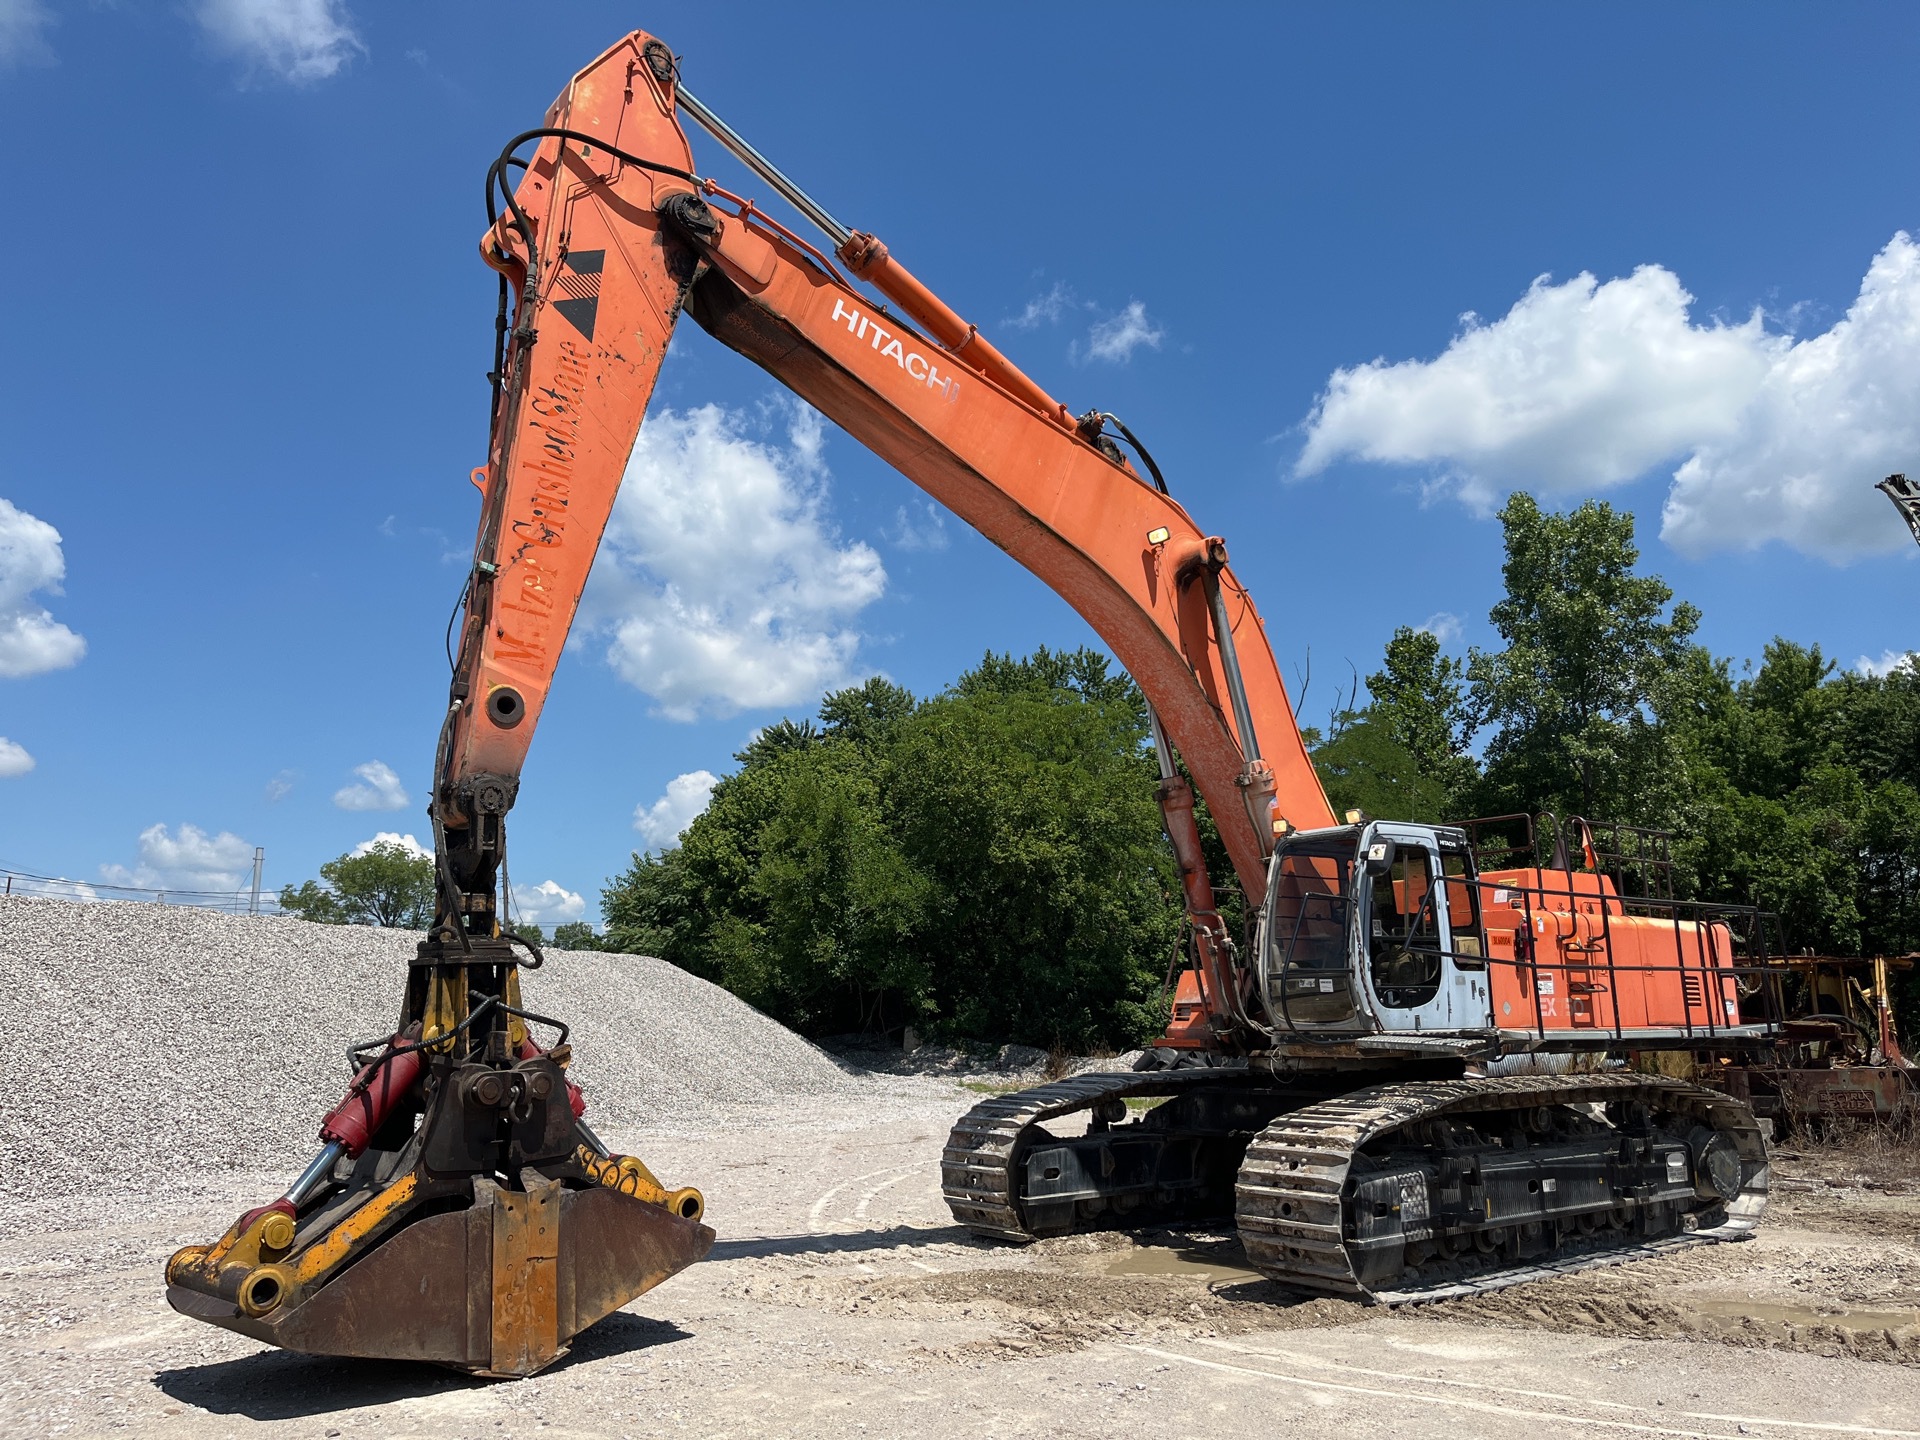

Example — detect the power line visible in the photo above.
[0,863,285,915]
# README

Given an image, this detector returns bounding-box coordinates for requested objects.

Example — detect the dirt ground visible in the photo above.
[9,1088,1920,1439]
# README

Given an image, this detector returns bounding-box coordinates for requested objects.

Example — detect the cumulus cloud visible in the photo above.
[102,823,256,892]
[1416,612,1463,645]
[1006,282,1073,330]
[1858,650,1916,680]
[352,830,429,859]
[195,0,363,83]
[515,879,586,925]
[1664,236,1920,558]
[633,769,719,849]
[582,403,886,720]
[13,875,97,902]
[887,500,949,552]
[0,0,54,66]
[0,498,85,679]
[1295,234,1920,560]
[1080,301,1164,363]
[0,736,32,777]
[333,760,410,812]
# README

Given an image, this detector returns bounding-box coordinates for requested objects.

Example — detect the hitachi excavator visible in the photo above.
[165,29,1775,1374]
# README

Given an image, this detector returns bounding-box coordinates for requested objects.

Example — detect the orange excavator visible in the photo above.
[166,30,1775,1373]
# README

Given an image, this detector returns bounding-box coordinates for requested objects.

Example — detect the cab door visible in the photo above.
[1361,824,1493,1034]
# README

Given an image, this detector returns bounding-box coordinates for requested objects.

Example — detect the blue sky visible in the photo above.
[1,2,1915,923]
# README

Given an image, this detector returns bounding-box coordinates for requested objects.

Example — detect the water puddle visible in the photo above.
[1687,1297,1920,1332]
[1102,1245,1264,1286]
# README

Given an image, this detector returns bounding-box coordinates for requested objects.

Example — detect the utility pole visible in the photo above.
[249,847,265,916]
[1878,474,1920,549]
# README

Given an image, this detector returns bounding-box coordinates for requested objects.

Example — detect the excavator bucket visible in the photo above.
[168,1172,711,1376]
[166,986,714,1378]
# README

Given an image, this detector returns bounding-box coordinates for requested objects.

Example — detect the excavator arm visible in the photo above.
[166,28,1333,1376]
[441,30,1331,951]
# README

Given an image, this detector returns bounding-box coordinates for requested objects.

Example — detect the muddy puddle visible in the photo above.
[1099,1243,1264,1287]
[1449,1279,1920,1365]
[1686,1297,1920,1334]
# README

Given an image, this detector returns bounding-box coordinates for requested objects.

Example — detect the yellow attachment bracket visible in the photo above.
[422,967,469,1055]
[576,1145,705,1222]
[504,969,531,1054]
[165,1205,301,1315]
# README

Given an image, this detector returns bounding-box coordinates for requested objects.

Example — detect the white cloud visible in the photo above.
[0,497,85,679]
[582,403,886,720]
[515,879,586,926]
[0,736,32,777]
[1081,301,1164,363]
[195,0,363,83]
[1857,650,1916,680]
[1664,236,1920,559]
[1006,282,1072,330]
[333,760,409,812]
[101,823,256,892]
[1416,612,1463,645]
[264,769,296,802]
[0,0,54,66]
[887,500,949,552]
[1295,234,1920,560]
[633,769,719,849]
[12,875,97,902]
[351,831,429,859]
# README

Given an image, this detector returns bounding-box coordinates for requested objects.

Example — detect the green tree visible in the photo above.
[885,665,1175,1048]
[1367,627,1478,807]
[1672,642,1920,965]
[733,717,819,768]
[550,921,601,950]
[1311,712,1450,822]
[818,676,916,746]
[1468,493,1699,824]
[278,841,436,928]
[600,648,1178,1050]
[603,845,700,960]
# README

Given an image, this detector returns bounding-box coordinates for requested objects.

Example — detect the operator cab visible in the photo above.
[1259,820,1492,1036]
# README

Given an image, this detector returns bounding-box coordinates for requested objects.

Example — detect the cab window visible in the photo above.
[1370,845,1441,1007]
[1442,850,1485,968]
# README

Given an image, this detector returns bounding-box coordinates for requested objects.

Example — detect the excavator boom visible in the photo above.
[444,33,1330,924]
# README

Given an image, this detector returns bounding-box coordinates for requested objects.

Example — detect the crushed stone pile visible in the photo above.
[0,896,907,1202]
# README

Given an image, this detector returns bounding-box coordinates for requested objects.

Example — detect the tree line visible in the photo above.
[280,491,1917,1050]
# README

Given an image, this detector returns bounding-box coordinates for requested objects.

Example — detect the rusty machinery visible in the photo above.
[1712,953,1918,1132]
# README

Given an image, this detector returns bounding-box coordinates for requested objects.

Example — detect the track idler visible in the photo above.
[167,1023,711,1377]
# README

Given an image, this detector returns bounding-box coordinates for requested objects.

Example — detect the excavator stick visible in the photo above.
[166,33,724,1374]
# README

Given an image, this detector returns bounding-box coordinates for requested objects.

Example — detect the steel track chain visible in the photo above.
[940,1067,1261,1241]
[1234,1072,1770,1303]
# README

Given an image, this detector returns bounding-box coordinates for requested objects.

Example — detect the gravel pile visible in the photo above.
[0,896,906,1201]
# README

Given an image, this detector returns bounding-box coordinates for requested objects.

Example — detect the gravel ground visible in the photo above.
[0,896,925,1204]
[14,896,1920,1434]
[6,1122,1920,1438]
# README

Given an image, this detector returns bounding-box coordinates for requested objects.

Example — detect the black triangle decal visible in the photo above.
[553,296,598,341]
[563,248,605,275]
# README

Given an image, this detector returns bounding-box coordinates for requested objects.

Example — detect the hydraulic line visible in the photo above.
[1202,569,1263,768]
[1093,411,1170,495]
[675,86,852,246]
